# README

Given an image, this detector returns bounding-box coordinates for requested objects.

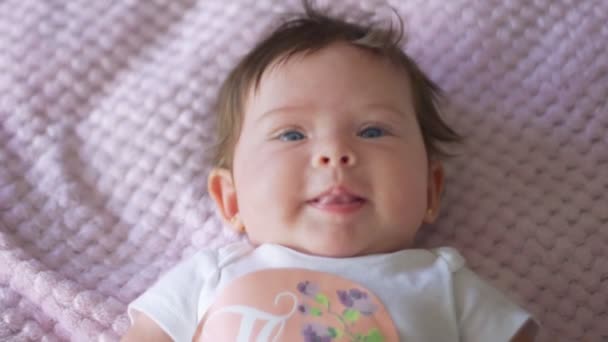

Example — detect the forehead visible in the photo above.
[244,43,415,121]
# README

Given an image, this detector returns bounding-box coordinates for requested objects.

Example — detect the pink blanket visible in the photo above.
[1,0,606,341]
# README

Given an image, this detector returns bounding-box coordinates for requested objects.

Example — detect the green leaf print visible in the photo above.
[315,293,330,309]
[363,328,384,342]
[327,327,344,338]
[310,307,323,317]
[343,308,360,323]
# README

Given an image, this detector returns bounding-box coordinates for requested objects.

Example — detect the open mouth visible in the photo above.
[308,193,367,213]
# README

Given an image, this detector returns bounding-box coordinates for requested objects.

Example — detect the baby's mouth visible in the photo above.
[310,193,366,205]
[307,188,367,214]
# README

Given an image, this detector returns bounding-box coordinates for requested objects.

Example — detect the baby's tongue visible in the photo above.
[317,194,359,205]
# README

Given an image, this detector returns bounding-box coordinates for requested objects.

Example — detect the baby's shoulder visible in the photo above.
[428,246,467,272]
[211,241,256,268]
[167,242,253,277]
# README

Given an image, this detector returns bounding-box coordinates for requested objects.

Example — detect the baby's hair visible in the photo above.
[212,0,462,169]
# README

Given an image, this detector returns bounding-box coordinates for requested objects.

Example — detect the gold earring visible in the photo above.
[230,215,245,233]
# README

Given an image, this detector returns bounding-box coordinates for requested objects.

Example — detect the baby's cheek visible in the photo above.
[238,156,303,234]
[382,182,426,221]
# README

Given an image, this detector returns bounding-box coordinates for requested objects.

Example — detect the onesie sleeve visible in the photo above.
[453,267,539,342]
[128,250,219,342]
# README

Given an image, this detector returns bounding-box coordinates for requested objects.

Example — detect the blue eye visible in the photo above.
[279,130,305,141]
[359,126,386,138]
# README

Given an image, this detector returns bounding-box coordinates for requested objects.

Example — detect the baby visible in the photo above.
[123,2,538,342]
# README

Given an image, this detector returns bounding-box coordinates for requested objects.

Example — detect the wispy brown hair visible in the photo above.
[212,0,461,170]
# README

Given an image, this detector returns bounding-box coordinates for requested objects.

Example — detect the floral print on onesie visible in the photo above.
[193,269,398,342]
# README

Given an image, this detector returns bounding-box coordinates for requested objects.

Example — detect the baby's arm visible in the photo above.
[121,311,172,342]
[122,248,223,341]
[453,266,539,342]
[511,319,539,342]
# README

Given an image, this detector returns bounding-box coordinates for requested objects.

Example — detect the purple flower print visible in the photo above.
[353,298,377,316]
[298,303,309,315]
[301,323,332,342]
[348,288,366,300]
[337,290,354,307]
[297,280,319,297]
[337,288,377,316]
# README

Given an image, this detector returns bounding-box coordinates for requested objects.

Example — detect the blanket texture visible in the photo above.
[1,0,607,341]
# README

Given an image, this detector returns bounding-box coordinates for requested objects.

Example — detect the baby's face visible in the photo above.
[221,43,442,257]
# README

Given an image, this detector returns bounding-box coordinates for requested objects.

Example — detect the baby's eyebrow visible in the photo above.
[255,102,409,124]
[256,105,310,123]
[362,103,409,120]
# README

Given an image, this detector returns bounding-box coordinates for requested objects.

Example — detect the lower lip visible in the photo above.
[308,200,366,214]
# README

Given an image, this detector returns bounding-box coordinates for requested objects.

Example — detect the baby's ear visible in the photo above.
[207,168,239,225]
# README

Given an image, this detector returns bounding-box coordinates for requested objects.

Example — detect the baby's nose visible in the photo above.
[312,150,357,168]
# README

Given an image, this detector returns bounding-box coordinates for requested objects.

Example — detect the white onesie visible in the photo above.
[129,242,535,341]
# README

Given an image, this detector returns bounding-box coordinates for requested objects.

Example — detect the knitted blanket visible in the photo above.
[1,0,606,341]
